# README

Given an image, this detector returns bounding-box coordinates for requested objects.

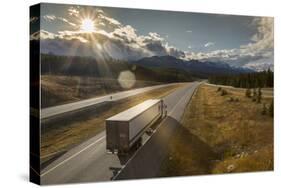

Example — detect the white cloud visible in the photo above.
[43,14,77,27]
[30,30,57,40]
[68,7,79,17]
[204,42,215,47]
[43,15,56,21]
[185,17,274,70]
[57,17,77,27]
[36,9,186,60]
[36,8,273,70]
[96,11,122,29]
[241,17,273,54]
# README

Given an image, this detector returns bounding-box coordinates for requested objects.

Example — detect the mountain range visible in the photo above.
[133,55,253,78]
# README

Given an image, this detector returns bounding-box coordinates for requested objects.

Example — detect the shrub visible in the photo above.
[269,100,273,117]
[252,88,257,102]
[261,103,267,115]
[257,88,262,103]
[228,97,239,103]
[245,88,251,98]
[221,89,228,96]
[228,97,234,102]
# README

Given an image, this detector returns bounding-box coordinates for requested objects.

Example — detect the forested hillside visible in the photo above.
[208,69,273,88]
[41,54,193,83]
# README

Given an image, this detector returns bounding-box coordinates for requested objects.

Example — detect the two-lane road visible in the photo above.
[40,82,200,185]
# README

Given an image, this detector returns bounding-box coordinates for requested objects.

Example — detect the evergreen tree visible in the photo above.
[220,89,228,96]
[257,88,262,103]
[252,88,257,102]
[208,69,273,88]
[269,100,274,117]
[261,103,267,115]
[245,88,251,98]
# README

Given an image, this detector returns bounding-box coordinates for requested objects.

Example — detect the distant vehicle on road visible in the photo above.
[106,99,167,154]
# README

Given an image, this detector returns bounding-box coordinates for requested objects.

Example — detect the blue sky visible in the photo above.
[31,3,274,71]
[103,8,256,52]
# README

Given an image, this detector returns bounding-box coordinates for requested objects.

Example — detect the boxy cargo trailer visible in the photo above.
[106,99,166,154]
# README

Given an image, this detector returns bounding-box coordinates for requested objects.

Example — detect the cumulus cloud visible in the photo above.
[34,7,273,70]
[241,17,273,54]
[43,14,77,27]
[99,14,121,27]
[186,17,274,70]
[68,7,79,17]
[57,17,77,27]
[43,15,56,21]
[35,8,186,60]
[30,30,57,40]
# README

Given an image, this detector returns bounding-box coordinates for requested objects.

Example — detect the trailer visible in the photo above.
[106,99,166,154]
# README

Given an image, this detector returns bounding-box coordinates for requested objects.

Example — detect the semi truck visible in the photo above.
[106,99,167,154]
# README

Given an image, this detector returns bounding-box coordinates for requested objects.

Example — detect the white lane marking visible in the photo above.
[111,111,167,180]
[112,84,196,180]
[41,83,192,177]
[168,85,192,116]
[41,83,177,119]
[41,136,105,177]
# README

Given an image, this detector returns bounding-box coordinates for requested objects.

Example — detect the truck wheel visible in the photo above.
[137,138,142,148]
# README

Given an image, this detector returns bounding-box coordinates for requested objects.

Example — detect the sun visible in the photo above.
[80,18,95,32]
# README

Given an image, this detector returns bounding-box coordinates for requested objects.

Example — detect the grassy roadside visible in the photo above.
[160,84,273,176]
[41,75,161,108]
[40,83,186,164]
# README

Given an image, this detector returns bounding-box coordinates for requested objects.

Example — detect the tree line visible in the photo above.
[208,69,273,88]
[40,54,193,83]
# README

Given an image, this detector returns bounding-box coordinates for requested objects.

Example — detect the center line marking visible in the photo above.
[40,83,197,178]
[168,86,190,116]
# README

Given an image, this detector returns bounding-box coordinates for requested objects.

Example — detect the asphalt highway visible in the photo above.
[40,82,200,185]
[41,83,178,119]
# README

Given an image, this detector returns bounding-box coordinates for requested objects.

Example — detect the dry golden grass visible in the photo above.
[220,87,273,99]
[160,124,218,176]
[41,83,185,163]
[161,84,273,176]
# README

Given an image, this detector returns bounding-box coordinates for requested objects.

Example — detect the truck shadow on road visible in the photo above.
[114,116,218,180]
[114,116,166,166]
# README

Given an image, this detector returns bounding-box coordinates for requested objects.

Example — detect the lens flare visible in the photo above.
[118,71,136,89]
